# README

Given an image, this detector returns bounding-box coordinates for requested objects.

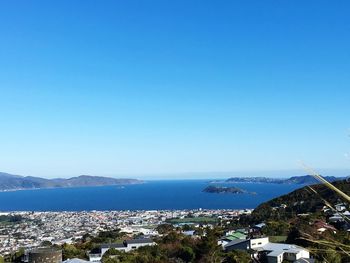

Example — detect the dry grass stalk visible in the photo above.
[301,162,350,203]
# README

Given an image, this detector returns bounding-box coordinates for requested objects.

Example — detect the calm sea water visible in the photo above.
[0,180,301,211]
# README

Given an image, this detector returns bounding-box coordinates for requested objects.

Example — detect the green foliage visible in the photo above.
[177,246,195,262]
[82,233,92,242]
[156,224,174,234]
[97,228,227,263]
[194,228,223,262]
[40,240,53,246]
[223,250,251,263]
[262,221,289,236]
[286,226,312,248]
[320,248,342,263]
[162,231,182,244]
[7,248,25,262]
[91,229,123,244]
[182,224,195,231]
[103,258,119,263]
[62,243,87,260]
[103,248,122,258]
[252,180,350,222]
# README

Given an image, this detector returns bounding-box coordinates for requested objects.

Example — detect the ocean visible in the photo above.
[0,180,301,211]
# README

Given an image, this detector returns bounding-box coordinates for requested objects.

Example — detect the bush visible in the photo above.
[223,250,251,263]
[177,246,195,262]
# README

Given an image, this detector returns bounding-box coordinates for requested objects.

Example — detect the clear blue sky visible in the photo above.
[0,1,349,178]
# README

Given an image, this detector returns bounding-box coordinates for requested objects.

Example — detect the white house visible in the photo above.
[88,238,155,262]
[63,259,90,263]
[224,237,312,263]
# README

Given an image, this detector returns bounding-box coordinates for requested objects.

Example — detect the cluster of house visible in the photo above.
[325,203,350,226]
[20,222,316,263]
[10,202,350,263]
[310,202,350,235]
[218,201,349,263]
[22,247,88,263]
[0,209,250,256]
[86,222,313,263]
[21,238,156,263]
[85,229,313,263]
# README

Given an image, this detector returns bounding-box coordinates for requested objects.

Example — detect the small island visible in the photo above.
[203,185,245,194]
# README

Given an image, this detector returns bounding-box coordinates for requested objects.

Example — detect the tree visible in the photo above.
[102,258,119,263]
[321,248,342,263]
[162,231,182,244]
[195,229,222,262]
[223,250,251,263]
[82,233,92,242]
[40,240,52,247]
[10,248,25,262]
[177,246,195,262]
[102,248,124,263]
[182,224,194,231]
[156,224,174,234]
[62,243,86,260]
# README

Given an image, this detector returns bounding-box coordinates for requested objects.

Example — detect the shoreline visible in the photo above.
[0,208,254,213]
[0,182,145,193]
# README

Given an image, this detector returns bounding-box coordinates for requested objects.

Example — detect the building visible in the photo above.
[329,213,344,222]
[224,237,312,263]
[63,259,90,263]
[101,238,156,253]
[218,231,247,248]
[28,248,62,263]
[335,203,347,212]
[88,238,155,262]
[314,220,337,234]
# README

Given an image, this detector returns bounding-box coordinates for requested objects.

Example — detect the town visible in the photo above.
[0,209,250,257]
[1,199,349,263]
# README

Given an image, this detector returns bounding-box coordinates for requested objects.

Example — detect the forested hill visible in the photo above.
[250,179,350,222]
[0,172,143,191]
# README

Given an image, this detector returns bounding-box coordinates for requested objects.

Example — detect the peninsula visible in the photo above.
[0,172,143,191]
[224,175,340,184]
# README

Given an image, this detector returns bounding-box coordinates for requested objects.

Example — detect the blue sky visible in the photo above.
[0,1,349,178]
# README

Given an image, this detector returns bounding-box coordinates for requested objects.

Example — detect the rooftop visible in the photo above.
[101,238,154,249]
[63,259,89,263]
[126,238,154,244]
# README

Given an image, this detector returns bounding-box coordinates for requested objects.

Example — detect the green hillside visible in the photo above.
[250,179,350,222]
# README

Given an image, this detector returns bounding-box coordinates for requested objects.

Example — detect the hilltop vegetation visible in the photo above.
[250,179,350,222]
[230,179,350,262]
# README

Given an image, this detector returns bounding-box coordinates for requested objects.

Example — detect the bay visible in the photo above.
[0,180,301,211]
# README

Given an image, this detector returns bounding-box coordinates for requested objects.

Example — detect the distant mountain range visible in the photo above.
[0,172,143,191]
[224,175,342,184]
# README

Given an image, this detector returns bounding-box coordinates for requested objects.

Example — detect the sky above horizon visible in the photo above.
[0,1,350,179]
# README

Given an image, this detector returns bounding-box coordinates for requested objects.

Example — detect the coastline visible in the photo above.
[0,181,145,193]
